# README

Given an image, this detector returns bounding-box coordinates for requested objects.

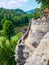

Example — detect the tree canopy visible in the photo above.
[36,0,49,8]
[3,20,15,40]
[0,8,30,30]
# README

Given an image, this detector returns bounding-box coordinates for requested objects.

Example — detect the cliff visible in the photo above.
[15,13,49,65]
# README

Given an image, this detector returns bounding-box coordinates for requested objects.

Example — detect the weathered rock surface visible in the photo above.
[15,42,35,65]
[15,13,49,65]
[25,32,49,65]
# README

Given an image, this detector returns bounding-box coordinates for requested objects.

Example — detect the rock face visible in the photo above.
[15,13,49,65]
[25,32,49,65]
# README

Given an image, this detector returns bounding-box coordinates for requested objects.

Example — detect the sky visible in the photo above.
[0,0,40,11]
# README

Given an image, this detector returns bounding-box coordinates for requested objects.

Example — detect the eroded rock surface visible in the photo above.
[15,13,49,65]
[25,32,49,65]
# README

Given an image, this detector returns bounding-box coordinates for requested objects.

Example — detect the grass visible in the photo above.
[15,24,28,34]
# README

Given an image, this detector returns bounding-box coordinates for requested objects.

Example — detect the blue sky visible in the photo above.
[0,0,40,11]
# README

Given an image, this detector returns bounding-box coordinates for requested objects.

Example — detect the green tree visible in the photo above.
[3,20,15,41]
[36,0,49,8]
[0,22,2,30]
[33,8,42,19]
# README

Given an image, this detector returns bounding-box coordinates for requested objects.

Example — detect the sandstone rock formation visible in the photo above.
[15,13,49,65]
[25,32,49,65]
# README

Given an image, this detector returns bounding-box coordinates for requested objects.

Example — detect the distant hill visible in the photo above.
[11,8,26,15]
[0,8,26,16]
[26,9,35,14]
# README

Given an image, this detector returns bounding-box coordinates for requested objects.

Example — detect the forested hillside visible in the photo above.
[0,7,42,65]
[0,8,42,30]
[0,8,28,30]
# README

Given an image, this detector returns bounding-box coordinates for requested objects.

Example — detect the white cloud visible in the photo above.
[8,0,23,7]
[20,0,28,2]
[8,0,29,5]
[8,0,29,7]
[0,0,29,9]
[9,0,18,5]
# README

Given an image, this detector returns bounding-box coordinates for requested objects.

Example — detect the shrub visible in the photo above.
[12,32,22,43]
[0,32,22,65]
[0,41,16,65]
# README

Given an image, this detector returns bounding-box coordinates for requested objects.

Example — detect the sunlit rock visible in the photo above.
[15,13,49,65]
